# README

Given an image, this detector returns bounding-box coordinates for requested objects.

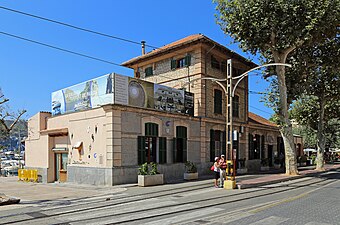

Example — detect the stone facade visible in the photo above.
[25,35,294,186]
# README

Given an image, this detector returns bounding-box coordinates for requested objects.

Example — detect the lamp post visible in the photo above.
[183,61,292,189]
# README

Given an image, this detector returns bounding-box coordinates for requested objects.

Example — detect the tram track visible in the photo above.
[1,174,336,225]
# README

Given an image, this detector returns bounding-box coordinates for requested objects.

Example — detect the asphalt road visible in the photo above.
[0,170,339,225]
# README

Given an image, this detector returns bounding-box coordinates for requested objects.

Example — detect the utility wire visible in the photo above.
[249,90,266,95]
[0,31,122,67]
[249,105,272,115]
[0,6,159,49]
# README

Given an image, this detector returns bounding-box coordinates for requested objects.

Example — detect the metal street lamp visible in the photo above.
[183,60,292,189]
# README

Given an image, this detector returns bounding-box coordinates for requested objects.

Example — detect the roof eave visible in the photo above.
[121,35,258,68]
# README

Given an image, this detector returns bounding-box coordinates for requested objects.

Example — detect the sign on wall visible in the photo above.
[52,73,194,116]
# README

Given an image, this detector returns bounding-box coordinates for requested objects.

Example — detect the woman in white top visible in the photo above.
[213,157,220,188]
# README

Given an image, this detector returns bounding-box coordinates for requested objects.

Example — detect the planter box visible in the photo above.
[138,174,164,187]
[237,168,248,174]
[261,166,270,171]
[184,172,198,180]
[299,162,307,167]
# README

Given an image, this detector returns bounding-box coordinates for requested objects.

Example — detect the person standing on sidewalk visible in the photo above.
[219,155,227,187]
[213,157,220,188]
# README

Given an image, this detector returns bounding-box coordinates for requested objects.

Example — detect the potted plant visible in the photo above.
[260,158,270,171]
[138,162,164,187]
[184,161,198,180]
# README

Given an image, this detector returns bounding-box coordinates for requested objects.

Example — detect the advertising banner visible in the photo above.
[52,73,194,116]
[52,74,114,116]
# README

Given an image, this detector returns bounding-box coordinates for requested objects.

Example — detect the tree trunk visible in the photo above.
[316,94,325,171]
[274,53,298,175]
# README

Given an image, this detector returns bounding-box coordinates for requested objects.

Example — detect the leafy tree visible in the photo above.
[214,0,339,175]
[289,37,340,170]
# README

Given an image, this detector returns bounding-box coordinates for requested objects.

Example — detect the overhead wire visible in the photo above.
[0,5,263,84]
[0,31,122,67]
[0,6,160,49]
[249,105,272,115]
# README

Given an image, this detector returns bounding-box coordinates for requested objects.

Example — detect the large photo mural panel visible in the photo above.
[91,74,114,108]
[52,73,194,116]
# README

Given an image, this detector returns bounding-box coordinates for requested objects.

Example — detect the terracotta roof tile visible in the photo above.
[121,34,257,67]
[248,112,278,128]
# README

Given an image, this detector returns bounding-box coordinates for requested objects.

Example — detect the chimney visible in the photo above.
[141,40,146,55]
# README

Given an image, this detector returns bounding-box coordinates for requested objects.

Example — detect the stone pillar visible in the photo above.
[200,120,206,162]
[112,110,122,167]
[105,110,114,168]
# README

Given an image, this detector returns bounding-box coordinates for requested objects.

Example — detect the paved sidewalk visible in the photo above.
[0,163,339,209]
[0,176,127,209]
[237,163,340,189]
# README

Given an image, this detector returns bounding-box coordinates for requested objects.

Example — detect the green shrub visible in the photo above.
[138,162,159,175]
[184,161,197,173]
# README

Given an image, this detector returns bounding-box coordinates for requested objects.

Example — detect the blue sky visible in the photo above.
[0,0,273,119]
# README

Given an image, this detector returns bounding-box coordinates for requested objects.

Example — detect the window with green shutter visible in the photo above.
[211,55,220,70]
[159,137,167,164]
[221,131,226,156]
[232,95,239,117]
[210,129,215,162]
[173,126,187,163]
[170,54,191,70]
[214,89,222,114]
[138,136,146,164]
[145,66,153,77]
[184,54,191,67]
[171,59,177,70]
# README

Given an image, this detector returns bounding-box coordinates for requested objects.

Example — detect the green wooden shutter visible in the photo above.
[183,138,187,162]
[210,129,215,162]
[173,138,177,163]
[184,55,191,66]
[222,131,226,156]
[138,136,146,164]
[145,67,153,77]
[214,89,222,114]
[159,137,167,164]
[171,59,177,70]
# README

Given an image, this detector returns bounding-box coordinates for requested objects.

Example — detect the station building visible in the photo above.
[25,34,302,185]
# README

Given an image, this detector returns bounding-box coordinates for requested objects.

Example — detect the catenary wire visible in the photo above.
[0,31,122,67]
[0,5,262,78]
[249,105,272,115]
[0,5,160,49]
[0,6,264,83]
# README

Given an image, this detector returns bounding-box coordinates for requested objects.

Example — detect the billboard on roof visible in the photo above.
[52,73,194,116]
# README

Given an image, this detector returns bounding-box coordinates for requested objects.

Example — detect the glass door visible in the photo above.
[55,153,68,182]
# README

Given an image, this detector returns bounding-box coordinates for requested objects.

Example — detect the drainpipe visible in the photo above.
[141,41,146,55]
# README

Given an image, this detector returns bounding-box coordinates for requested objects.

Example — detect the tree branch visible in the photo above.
[0,98,9,105]
[8,110,27,131]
